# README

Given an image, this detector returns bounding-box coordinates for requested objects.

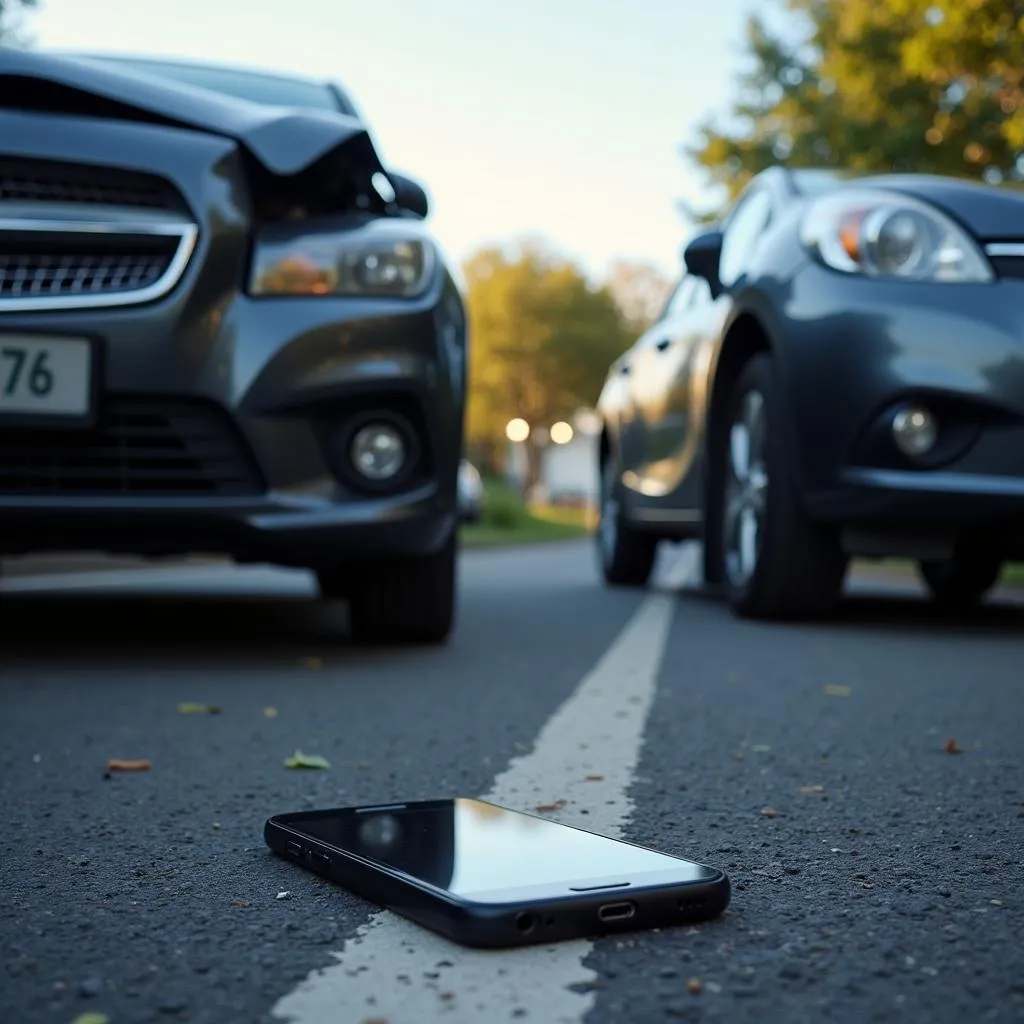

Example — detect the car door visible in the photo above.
[625,278,696,486]
[640,275,722,505]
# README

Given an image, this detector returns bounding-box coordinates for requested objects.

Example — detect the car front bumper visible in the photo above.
[0,114,467,567]
[776,261,1024,533]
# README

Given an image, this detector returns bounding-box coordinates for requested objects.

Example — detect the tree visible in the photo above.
[464,242,632,486]
[686,0,1024,211]
[605,260,674,335]
[0,0,39,45]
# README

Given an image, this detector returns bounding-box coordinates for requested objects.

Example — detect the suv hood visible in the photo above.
[0,47,386,183]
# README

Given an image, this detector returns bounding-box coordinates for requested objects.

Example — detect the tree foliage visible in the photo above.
[0,0,39,44]
[605,260,674,335]
[687,0,1024,208]
[463,243,633,472]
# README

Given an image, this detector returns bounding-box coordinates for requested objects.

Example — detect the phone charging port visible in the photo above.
[598,901,636,922]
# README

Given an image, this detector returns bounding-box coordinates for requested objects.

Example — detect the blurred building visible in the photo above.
[505,409,600,506]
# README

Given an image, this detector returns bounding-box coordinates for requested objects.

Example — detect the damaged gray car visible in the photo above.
[0,50,467,644]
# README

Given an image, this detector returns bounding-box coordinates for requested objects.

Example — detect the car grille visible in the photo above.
[0,231,181,302]
[0,157,186,212]
[0,398,265,497]
[0,158,197,311]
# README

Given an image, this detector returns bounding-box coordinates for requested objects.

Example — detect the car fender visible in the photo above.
[703,281,812,498]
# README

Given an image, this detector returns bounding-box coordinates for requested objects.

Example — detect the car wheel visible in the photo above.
[597,453,658,587]
[718,354,847,619]
[918,553,1002,609]
[318,532,457,645]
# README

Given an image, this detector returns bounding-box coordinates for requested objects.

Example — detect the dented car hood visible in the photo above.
[0,47,386,181]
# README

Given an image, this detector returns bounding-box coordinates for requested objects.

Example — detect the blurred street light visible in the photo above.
[550,421,574,445]
[505,417,530,443]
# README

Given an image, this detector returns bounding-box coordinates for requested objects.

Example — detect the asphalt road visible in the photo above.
[1,541,1023,1024]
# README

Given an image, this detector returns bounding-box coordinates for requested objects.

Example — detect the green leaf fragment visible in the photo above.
[72,1014,111,1024]
[285,750,331,770]
[178,703,222,715]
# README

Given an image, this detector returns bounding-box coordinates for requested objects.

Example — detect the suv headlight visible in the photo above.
[799,189,993,283]
[249,219,435,298]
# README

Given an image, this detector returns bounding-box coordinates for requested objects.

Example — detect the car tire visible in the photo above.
[318,532,457,645]
[597,452,658,587]
[717,354,847,620]
[918,553,1002,609]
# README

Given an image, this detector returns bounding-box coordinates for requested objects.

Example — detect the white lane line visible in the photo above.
[272,546,698,1024]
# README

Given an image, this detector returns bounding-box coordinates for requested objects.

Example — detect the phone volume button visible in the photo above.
[286,841,304,858]
[310,852,331,870]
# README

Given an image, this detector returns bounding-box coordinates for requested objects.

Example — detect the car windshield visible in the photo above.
[91,57,343,112]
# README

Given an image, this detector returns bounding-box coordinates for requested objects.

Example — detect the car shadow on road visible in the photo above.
[674,582,1024,637]
[0,590,403,666]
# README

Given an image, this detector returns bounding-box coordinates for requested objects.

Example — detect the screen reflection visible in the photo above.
[292,798,717,897]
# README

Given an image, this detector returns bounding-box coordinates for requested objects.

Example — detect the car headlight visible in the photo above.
[799,189,993,283]
[249,220,435,298]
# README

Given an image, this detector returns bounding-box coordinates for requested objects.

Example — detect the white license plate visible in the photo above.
[0,335,92,419]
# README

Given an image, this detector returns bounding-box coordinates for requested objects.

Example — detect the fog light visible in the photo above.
[350,423,407,480]
[892,406,938,457]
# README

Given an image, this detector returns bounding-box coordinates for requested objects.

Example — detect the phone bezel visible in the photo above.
[265,798,731,949]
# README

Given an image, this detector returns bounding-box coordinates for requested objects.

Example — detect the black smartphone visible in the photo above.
[264,797,730,949]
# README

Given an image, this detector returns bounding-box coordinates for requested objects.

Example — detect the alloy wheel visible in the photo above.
[723,389,768,588]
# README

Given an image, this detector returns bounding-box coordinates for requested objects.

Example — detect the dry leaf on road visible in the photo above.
[536,799,567,813]
[584,774,605,781]
[107,759,151,772]
[944,738,964,754]
[823,684,852,697]
[284,751,331,770]
[686,978,703,995]
[760,807,780,818]
[178,702,221,715]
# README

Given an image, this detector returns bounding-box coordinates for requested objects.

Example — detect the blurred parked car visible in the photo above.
[597,166,1024,619]
[457,460,484,524]
[0,50,467,643]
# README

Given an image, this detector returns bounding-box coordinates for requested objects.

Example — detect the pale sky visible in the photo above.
[29,0,760,281]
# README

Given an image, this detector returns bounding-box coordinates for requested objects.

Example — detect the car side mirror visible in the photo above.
[388,171,430,219]
[683,229,724,298]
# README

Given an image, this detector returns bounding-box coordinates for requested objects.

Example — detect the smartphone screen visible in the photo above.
[278,797,721,903]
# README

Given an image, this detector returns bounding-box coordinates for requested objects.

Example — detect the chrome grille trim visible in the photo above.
[983,243,1024,257]
[0,215,198,312]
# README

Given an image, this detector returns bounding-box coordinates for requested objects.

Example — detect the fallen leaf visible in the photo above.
[178,702,221,715]
[944,738,963,754]
[284,751,331,770]
[107,759,151,772]
[760,807,780,819]
[230,899,250,907]
[584,774,605,782]
[263,706,278,718]
[72,1014,111,1024]
[535,799,567,813]
[799,785,825,795]
[823,685,852,697]
[686,978,703,995]
[299,657,324,670]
